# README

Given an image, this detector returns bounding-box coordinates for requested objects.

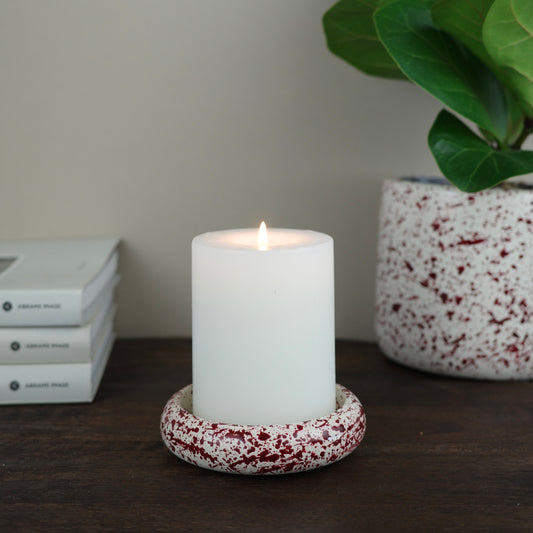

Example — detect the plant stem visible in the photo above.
[512,117,533,150]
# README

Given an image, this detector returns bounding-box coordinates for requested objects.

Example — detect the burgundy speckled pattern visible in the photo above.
[160,384,365,475]
[376,177,533,379]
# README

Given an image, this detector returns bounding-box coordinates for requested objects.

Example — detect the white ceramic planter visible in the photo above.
[375,177,533,380]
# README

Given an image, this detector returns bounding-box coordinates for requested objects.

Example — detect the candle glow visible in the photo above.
[258,221,268,251]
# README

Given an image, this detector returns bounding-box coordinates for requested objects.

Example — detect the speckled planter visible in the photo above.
[375,177,533,380]
[160,384,366,475]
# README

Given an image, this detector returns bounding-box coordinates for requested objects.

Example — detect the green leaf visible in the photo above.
[483,0,533,116]
[322,0,407,79]
[374,0,510,142]
[431,0,495,67]
[432,0,525,144]
[428,109,533,192]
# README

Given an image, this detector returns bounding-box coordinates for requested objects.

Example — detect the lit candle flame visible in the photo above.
[258,221,268,250]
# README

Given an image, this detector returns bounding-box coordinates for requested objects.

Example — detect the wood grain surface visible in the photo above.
[1,339,532,532]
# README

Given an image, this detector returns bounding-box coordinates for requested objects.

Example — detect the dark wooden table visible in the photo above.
[1,339,532,532]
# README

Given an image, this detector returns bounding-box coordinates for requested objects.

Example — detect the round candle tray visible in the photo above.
[160,384,366,475]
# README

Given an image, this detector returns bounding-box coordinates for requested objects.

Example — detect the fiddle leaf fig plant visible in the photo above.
[323,0,533,192]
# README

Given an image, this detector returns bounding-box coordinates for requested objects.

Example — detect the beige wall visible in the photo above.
[0,1,443,340]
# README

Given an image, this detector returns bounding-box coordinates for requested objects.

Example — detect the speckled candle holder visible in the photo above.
[160,384,366,475]
[376,177,533,380]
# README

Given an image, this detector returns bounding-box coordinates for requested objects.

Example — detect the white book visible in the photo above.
[0,292,116,364]
[0,238,119,326]
[0,328,115,404]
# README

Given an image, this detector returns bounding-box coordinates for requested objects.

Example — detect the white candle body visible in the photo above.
[192,228,336,425]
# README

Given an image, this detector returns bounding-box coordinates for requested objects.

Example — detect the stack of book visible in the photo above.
[0,238,119,404]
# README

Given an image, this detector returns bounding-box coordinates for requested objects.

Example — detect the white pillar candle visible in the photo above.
[192,223,336,425]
